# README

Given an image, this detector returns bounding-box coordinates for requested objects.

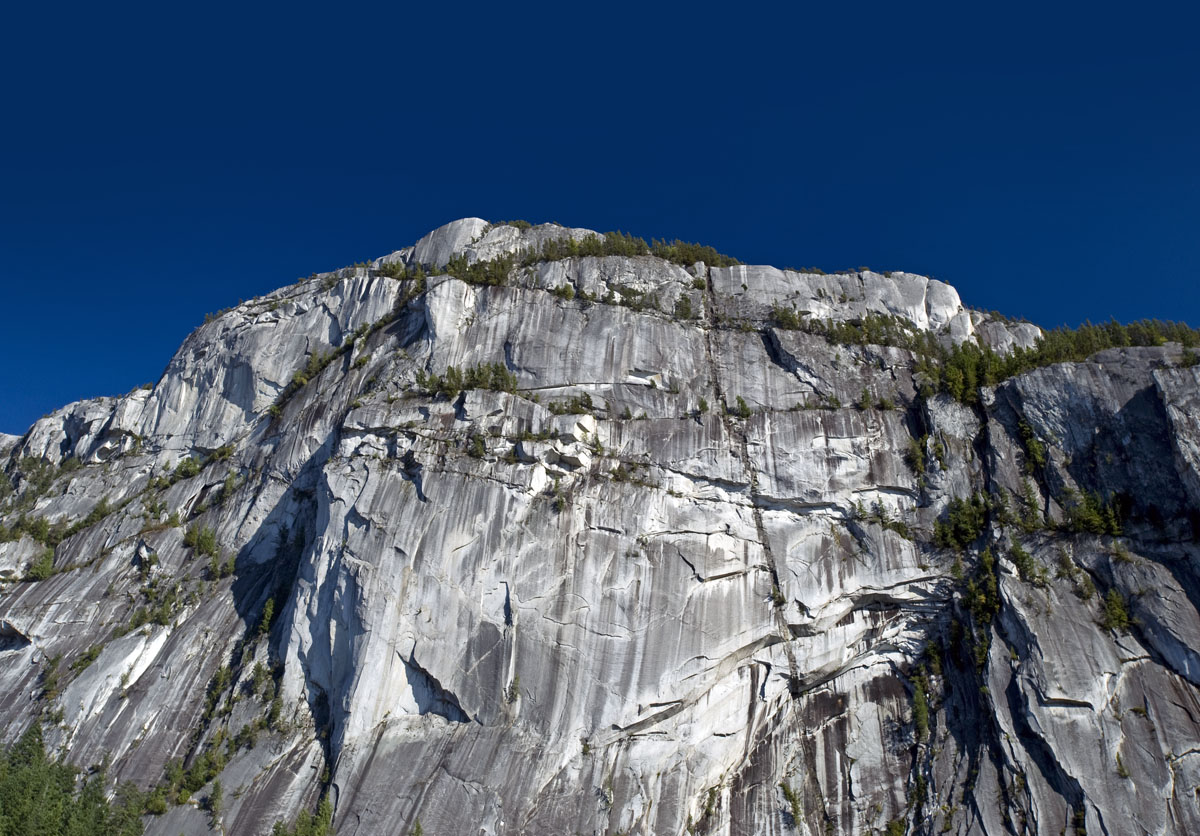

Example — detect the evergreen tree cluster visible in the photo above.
[770,305,1200,406]
[519,231,741,268]
[1101,588,1131,632]
[547,393,595,415]
[443,254,515,287]
[915,319,1200,404]
[772,308,930,353]
[1061,489,1122,535]
[1,494,118,551]
[933,494,989,551]
[965,548,1001,642]
[649,238,742,268]
[0,723,144,836]
[269,795,333,836]
[416,363,519,400]
[378,260,425,281]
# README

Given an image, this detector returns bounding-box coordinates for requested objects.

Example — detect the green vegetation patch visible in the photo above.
[933,494,989,551]
[521,230,740,268]
[0,722,145,835]
[771,306,1200,406]
[416,362,518,400]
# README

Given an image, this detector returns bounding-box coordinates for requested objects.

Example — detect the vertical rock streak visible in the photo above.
[0,220,1197,835]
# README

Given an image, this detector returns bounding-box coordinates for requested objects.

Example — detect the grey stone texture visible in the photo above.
[1,219,1197,835]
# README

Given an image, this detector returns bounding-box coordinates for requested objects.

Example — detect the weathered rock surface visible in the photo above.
[1,219,1198,835]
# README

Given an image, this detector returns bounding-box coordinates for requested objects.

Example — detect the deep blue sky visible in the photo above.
[2,3,1198,434]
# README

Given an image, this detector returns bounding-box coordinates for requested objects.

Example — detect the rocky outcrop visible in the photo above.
[1,219,1197,835]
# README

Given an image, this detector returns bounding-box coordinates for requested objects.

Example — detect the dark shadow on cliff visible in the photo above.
[219,300,431,767]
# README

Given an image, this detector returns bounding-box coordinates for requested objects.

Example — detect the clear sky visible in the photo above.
[2,2,1197,434]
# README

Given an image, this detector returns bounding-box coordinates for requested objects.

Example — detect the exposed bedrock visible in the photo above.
[1,219,1197,835]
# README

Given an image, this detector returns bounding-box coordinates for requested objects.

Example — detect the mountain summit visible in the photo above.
[2,219,1199,835]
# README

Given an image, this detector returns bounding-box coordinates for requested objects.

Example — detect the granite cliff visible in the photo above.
[2,218,1199,835]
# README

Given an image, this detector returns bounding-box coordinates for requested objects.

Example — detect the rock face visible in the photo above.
[1,219,1198,836]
